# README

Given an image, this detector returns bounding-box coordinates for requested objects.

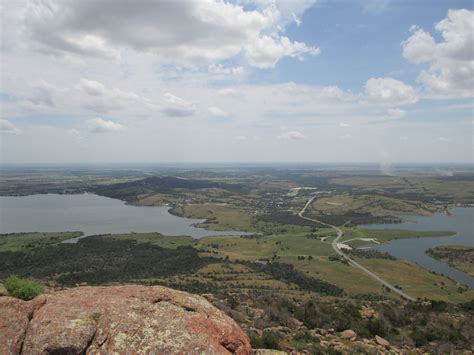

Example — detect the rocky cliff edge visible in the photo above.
[0,285,252,354]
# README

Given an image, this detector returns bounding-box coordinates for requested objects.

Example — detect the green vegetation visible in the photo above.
[4,275,44,300]
[352,258,473,303]
[170,204,254,231]
[229,293,474,352]
[311,192,436,217]
[427,246,474,277]
[1,166,473,353]
[340,228,456,248]
[241,260,344,296]
[0,232,83,252]
[257,210,321,228]
[330,176,474,204]
[193,230,473,302]
[0,236,215,286]
[170,203,316,235]
[250,331,282,350]
[105,232,193,249]
[94,176,245,202]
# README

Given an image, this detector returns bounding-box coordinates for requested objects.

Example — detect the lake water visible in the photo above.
[361,207,474,288]
[0,193,251,239]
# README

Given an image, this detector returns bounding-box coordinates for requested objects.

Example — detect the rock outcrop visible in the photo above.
[340,329,358,341]
[0,285,252,354]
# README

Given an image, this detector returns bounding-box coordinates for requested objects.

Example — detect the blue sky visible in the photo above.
[0,0,473,164]
[253,0,473,88]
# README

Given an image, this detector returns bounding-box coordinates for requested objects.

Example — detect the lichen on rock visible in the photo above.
[0,285,252,354]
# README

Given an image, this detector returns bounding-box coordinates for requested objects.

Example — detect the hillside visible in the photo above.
[93,175,245,201]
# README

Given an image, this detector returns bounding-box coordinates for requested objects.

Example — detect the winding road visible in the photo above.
[298,195,416,301]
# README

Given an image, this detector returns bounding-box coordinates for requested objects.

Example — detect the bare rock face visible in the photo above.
[0,285,252,354]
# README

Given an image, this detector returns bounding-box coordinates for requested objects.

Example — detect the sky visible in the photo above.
[0,0,473,164]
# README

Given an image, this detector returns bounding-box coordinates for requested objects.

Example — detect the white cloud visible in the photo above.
[402,9,474,98]
[19,81,58,111]
[208,106,227,117]
[278,130,306,140]
[402,26,437,64]
[208,64,244,76]
[161,93,195,117]
[236,135,260,142]
[385,108,407,120]
[78,79,107,97]
[362,0,390,15]
[364,77,418,106]
[77,78,140,113]
[322,86,345,99]
[87,118,125,133]
[240,0,315,29]
[292,13,302,27]
[22,0,318,68]
[339,122,350,128]
[217,88,238,96]
[68,129,80,135]
[437,136,451,142]
[0,119,21,135]
[246,35,320,69]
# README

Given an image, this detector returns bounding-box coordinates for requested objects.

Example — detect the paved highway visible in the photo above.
[298,195,416,301]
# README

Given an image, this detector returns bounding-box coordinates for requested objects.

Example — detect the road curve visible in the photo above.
[298,195,416,301]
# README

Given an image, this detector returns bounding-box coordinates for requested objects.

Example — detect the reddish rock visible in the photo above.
[287,317,304,330]
[0,295,46,354]
[0,285,252,354]
[375,335,390,348]
[340,329,357,341]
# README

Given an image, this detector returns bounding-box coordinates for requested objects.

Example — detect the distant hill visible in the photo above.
[93,175,244,200]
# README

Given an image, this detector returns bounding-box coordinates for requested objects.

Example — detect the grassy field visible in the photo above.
[340,228,456,248]
[310,192,435,217]
[170,203,315,235]
[134,193,178,206]
[105,233,194,249]
[195,231,473,302]
[353,257,474,303]
[427,246,474,277]
[1,230,471,303]
[167,262,305,297]
[330,176,474,204]
[197,230,336,261]
[170,204,255,231]
[0,232,82,252]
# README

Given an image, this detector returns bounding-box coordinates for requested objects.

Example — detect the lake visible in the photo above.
[361,207,474,288]
[0,193,251,239]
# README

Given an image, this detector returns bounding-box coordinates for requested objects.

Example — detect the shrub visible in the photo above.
[250,331,282,350]
[261,331,282,350]
[4,275,44,301]
[411,327,428,347]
